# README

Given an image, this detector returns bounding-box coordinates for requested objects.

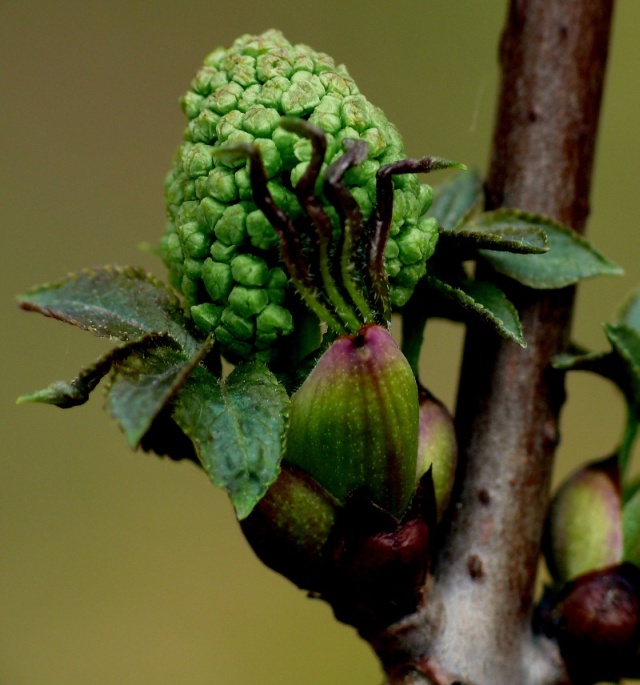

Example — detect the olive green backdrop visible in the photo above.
[2,2,638,684]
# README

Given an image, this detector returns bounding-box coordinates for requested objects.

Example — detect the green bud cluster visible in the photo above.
[160,30,437,362]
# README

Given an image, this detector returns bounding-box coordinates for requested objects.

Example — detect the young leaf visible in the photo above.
[17,333,171,409]
[426,275,525,347]
[428,169,483,230]
[106,338,214,449]
[551,349,614,375]
[448,209,549,254]
[604,324,640,399]
[173,362,290,519]
[478,216,622,289]
[18,266,201,354]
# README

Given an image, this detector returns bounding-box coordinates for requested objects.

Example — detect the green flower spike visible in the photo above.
[225,118,459,519]
[160,30,450,363]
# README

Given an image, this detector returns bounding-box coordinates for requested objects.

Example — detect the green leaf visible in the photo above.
[173,362,290,519]
[551,348,613,374]
[426,275,525,347]
[449,209,549,254]
[604,324,640,400]
[428,169,483,230]
[107,338,214,449]
[478,215,623,288]
[18,266,200,354]
[17,333,171,408]
[617,287,640,335]
[623,488,640,567]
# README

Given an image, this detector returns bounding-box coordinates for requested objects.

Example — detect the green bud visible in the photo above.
[214,325,252,360]
[256,303,294,336]
[183,257,204,280]
[253,138,281,178]
[188,110,221,143]
[202,258,233,303]
[190,303,223,332]
[216,110,244,142]
[230,254,269,287]
[543,456,623,583]
[284,325,419,519]
[397,227,429,265]
[197,197,225,232]
[228,285,269,318]
[233,166,253,201]
[242,105,281,138]
[179,223,210,259]
[281,80,321,116]
[415,391,458,521]
[184,143,213,178]
[180,91,203,119]
[207,167,239,202]
[214,204,247,246]
[246,210,279,251]
[221,306,255,340]
[210,240,238,263]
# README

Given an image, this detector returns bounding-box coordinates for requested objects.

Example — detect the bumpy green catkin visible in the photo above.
[161,30,437,362]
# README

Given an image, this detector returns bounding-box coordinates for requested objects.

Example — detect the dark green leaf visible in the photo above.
[17,333,170,408]
[107,338,213,449]
[426,275,525,346]
[18,266,200,354]
[428,169,483,230]
[173,362,289,519]
[479,215,622,288]
[449,209,549,254]
[139,408,200,465]
[617,287,640,335]
[605,324,640,400]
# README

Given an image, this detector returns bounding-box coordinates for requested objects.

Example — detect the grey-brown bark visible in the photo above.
[369,1,615,683]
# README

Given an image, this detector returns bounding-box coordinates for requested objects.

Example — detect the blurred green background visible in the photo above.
[2,2,638,683]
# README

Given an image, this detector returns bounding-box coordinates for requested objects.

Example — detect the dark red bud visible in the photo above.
[542,563,640,682]
[325,494,430,633]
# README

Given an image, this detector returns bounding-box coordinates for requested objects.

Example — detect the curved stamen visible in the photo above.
[323,139,375,325]
[368,156,465,325]
[281,119,361,332]
[214,143,346,333]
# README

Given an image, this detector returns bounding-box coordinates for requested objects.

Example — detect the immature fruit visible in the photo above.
[283,324,419,519]
[543,456,623,583]
[160,30,436,362]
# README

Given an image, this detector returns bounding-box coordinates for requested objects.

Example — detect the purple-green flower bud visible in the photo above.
[241,464,339,591]
[415,389,458,521]
[284,324,419,519]
[543,456,623,583]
